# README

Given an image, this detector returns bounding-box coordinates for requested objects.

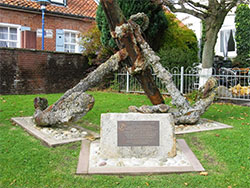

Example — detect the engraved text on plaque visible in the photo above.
[117,121,159,146]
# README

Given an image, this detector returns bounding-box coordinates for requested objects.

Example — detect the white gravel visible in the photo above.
[89,142,191,168]
[175,118,230,133]
[32,120,88,140]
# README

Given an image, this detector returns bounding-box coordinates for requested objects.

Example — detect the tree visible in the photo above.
[96,0,168,51]
[157,12,199,69]
[235,3,250,67]
[163,0,246,86]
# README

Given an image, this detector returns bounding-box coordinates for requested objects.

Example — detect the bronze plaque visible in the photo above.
[117,121,159,146]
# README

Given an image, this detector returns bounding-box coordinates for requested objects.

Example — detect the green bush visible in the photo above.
[157,13,199,69]
[79,25,112,64]
[96,0,168,51]
[235,4,250,67]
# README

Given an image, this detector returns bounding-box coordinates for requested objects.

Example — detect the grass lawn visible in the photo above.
[0,91,250,188]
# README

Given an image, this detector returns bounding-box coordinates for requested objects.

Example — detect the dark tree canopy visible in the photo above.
[96,0,168,51]
[235,4,250,67]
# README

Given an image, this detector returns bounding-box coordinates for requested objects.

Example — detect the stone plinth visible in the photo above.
[100,113,176,158]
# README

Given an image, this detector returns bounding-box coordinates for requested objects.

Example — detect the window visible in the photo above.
[51,0,66,5]
[64,32,77,53]
[56,29,81,53]
[220,29,236,57]
[0,26,18,48]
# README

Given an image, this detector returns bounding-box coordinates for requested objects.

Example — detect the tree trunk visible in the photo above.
[100,0,165,105]
[199,16,226,87]
[202,19,224,69]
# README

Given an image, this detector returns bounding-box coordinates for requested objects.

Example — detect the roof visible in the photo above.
[0,0,98,19]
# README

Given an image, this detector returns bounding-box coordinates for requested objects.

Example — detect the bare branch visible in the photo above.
[184,1,208,15]
[163,0,206,20]
[184,0,209,10]
[225,0,239,11]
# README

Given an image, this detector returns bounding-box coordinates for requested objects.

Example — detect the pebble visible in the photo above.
[143,160,159,167]
[33,124,91,140]
[70,128,77,132]
[131,158,144,166]
[116,161,125,167]
[89,144,191,168]
[81,131,87,136]
[159,157,168,162]
[99,161,107,166]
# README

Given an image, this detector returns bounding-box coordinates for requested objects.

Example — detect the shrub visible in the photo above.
[235,4,250,68]
[79,25,112,64]
[157,13,199,69]
[96,0,168,51]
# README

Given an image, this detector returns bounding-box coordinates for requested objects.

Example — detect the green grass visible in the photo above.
[0,92,250,188]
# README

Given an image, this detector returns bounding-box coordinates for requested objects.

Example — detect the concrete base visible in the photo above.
[11,117,99,147]
[100,113,176,159]
[76,139,204,175]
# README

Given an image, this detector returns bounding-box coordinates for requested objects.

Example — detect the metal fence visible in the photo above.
[116,66,250,101]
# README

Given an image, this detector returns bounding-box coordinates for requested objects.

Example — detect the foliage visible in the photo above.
[200,20,206,61]
[96,0,168,51]
[157,13,199,69]
[79,25,112,64]
[1,93,250,187]
[235,4,250,68]
[164,0,241,69]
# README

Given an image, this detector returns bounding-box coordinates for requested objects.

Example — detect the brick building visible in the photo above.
[0,0,97,52]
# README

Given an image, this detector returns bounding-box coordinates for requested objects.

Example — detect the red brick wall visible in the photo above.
[0,8,94,51]
[0,48,91,94]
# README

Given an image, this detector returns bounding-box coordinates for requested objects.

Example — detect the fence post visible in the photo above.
[126,71,129,93]
[180,66,184,94]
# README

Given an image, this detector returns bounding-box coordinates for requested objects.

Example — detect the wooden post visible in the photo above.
[100,0,164,105]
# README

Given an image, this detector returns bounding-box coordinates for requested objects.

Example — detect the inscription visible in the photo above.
[117,121,159,146]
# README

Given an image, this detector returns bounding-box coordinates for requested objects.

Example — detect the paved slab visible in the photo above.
[175,118,233,135]
[76,139,204,175]
[11,117,99,147]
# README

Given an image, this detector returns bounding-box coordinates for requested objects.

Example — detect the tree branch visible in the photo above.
[163,0,206,20]
[184,0,209,10]
[184,2,208,15]
[225,0,239,11]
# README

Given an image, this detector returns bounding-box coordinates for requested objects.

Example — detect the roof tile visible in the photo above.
[0,0,97,18]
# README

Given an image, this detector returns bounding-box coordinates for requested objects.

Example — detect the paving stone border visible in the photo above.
[76,139,205,175]
[11,117,99,147]
[11,117,232,147]
[175,118,233,135]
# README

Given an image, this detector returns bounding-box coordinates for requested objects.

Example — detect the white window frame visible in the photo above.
[63,29,80,53]
[0,23,21,48]
[51,0,66,6]
[215,12,237,58]
[215,27,237,58]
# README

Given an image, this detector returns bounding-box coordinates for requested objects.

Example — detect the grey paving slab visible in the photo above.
[11,117,99,147]
[175,118,233,135]
[76,140,90,174]
[76,139,204,175]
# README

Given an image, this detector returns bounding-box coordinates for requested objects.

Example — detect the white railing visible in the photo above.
[116,66,250,101]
